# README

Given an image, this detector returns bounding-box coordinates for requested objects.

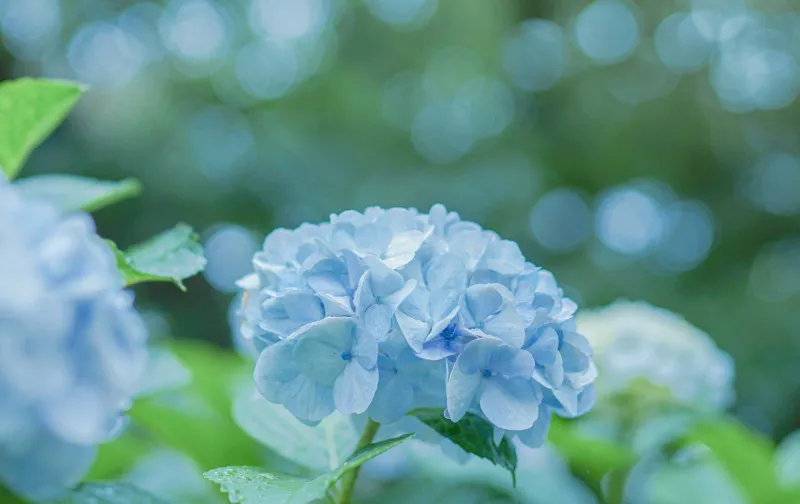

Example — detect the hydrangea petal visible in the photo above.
[292,318,355,385]
[445,366,482,423]
[477,240,526,276]
[254,341,300,402]
[351,327,379,370]
[481,306,526,348]
[334,362,379,415]
[364,304,392,341]
[395,310,430,353]
[281,375,336,422]
[517,404,552,448]
[383,228,433,269]
[561,342,591,374]
[464,284,504,323]
[479,378,540,431]
[452,338,497,374]
[368,372,414,423]
[548,387,579,417]
[528,327,559,366]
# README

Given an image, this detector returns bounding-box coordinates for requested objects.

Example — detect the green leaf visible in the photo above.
[129,340,261,471]
[410,408,517,484]
[334,433,414,477]
[232,384,359,472]
[0,485,26,504]
[547,417,636,475]
[133,346,193,398]
[86,431,153,481]
[54,483,172,503]
[686,417,779,502]
[107,224,206,290]
[203,467,325,504]
[205,434,414,504]
[0,78,86,179]
[14,175,141,212]
[776,430,800,489]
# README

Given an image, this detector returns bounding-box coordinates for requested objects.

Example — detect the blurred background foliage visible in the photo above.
[1,0,799,448]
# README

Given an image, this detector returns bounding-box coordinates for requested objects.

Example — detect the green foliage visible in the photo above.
[128,340,261,472]
[53,483,172,504]
[232,384,358,472]
[204,434,413,504]
[0,485,26,504]
[686,417,780,502]
[776,431,800,491]
[0,78,85,179]
[204,467,323,504]
[410,408,517,484]
[87,431,153,481]
[107,224,206,290]
[336,433,413,475]
[548,417,635,480]
[14,175,141,212]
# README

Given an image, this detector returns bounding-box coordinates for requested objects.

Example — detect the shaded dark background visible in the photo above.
[1,0,798,440]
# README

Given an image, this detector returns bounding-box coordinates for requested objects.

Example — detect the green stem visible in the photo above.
[606,395,638,504]
[606,467,630,504]
[337,419,381,504]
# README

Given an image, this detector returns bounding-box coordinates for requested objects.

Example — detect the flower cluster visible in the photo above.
[235,205,597,447]
[578,301,734,411]
[0,183,148,499]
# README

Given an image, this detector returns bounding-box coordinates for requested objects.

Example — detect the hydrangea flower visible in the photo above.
[235,205,597,447]
[578,301,734,411]
[0,182,148,499]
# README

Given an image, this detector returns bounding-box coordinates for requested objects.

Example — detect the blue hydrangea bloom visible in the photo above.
[0,183,148,499]
[236,205,597,446]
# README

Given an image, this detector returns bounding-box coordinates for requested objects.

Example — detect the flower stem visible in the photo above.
[337,419,381,504]
[606,393,638,504]
[606,467,630,504]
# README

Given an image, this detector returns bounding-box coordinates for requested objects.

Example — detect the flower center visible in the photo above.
[441,324,458,341]
[341,351,352,361]
[481,369,492,378]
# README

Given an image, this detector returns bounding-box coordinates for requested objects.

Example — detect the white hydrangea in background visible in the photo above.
[578,300,734,411]
[577,301,739,503]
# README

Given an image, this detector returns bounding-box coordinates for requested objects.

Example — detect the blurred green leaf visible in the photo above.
[548,417,636,475]
[0,485,26,504]
[686,417,779,502]
[89,347,193,481]
[54,483,172,503]
[232,384,358,473]
[775,430,800,489]
[410,408,517,484]
[0,78,85,179]
[205,434,413,504]
[133,346,193,398]
[87,431,153,481]
[129,340,261,471]
[107,224,206,290]
[14,175,141,212]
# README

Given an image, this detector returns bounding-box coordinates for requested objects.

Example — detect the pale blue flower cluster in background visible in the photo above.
[578,301,734,411]
[576,300,737,500]
[0,182,148,500]
[235,204,597,447]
